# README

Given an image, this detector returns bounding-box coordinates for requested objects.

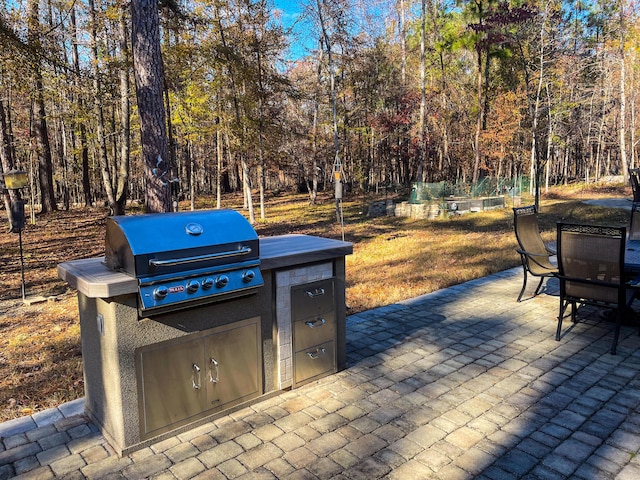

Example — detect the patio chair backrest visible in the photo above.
[630,169,640,202]
[556,223,625,305]
[513,206,555,273]
[630,202,640,241]
[513,205,558,301]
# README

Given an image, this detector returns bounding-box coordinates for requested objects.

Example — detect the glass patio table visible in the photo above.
[624,239,640,272]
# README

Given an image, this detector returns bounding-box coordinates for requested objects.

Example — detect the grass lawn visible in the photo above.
[0,182,632,422]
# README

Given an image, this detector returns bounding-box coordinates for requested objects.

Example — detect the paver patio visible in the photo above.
[2,267,640,479]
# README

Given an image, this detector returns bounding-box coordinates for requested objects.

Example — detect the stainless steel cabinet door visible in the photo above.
[205,319,261,411]
[137,337,206,436]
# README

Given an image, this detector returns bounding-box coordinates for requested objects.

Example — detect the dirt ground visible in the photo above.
[0,208,106,421]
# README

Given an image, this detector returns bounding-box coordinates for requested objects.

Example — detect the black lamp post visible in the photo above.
[3,169,28,300]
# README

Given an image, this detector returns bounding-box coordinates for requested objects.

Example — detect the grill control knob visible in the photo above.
[242,270,256,283]
[202,278,214,290]
[153,286,169,300]
[186,280,200,293]
[215,275,229,288]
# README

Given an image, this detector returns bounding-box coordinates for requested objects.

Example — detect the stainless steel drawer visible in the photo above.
[294,341,335,387]
[291,278,335,320]
[294,311,335,351]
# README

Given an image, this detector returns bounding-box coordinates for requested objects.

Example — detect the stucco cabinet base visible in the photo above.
[58,234,352,455]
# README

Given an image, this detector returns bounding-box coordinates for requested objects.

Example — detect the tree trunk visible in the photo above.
[586,89,595,180]
[545,84,553,193]
[115,2,131,216]
[32,74,57,213]
[398,0,406,85]
[631,65,637,169]
[309,41,323,205]
[0,98,22,229]
[189,139,196,211]
[529,13,547,210]
[213,1,254,222]
[473,47,483,185]
[131,0,171,213]
[27,0,56,213]
[619,7,627,178]
[255,25,266,220]
[59,121,70,210]
[316,0,342,223]
[89,0,116,213]
[70,6,92,208]
[162,21,177,212]
[417,0,426,182]
[434,1,449,174]
[216,116,223,209]
[595,83,610,180]
[0,99,16,172]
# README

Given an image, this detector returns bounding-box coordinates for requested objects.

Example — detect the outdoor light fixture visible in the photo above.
[3,169,28,190]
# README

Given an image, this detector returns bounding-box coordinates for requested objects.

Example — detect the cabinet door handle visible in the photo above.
[306,347,326,359]
[209,357,219,384]
[192,363,201,390]
[305,288,325,298]
[305,318,326,328]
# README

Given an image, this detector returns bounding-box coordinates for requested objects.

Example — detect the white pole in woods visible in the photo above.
[334,155,344,241]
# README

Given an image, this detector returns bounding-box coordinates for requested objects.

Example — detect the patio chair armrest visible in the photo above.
[515,248,549,258]
[516,248,557,271]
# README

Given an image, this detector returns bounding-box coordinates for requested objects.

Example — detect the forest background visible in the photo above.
[1,0,639,219]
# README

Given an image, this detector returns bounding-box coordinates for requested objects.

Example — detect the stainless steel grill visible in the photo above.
[105,209,263,316]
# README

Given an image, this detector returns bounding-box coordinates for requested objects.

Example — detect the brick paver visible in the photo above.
[2,269,640,479]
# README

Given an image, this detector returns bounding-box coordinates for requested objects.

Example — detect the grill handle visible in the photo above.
[149,246,252,267]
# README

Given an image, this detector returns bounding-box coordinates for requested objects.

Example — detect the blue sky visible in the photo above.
[273,0,313,62]
[272,0,395,63]
[273,0,303,27]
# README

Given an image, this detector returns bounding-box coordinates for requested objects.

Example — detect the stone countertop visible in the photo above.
[258,234,352,270]
[58,234,353,298]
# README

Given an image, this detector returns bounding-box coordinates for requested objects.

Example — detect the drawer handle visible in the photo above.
[305,318,326,328]
[305,288,325,298]
[192,363,201,390]
[306,347,326,359]
[209,357,219,384]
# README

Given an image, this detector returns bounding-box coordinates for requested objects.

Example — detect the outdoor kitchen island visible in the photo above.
[58,229,352,456]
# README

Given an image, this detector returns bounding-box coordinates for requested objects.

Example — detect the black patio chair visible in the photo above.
[630,169,640,203]
[513,205,558,302]
[555,223,639,355]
